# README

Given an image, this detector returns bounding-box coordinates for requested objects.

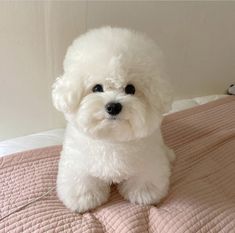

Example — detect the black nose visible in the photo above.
[105,102,122,116]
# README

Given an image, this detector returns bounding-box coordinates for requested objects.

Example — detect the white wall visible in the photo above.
[0,1,235,140]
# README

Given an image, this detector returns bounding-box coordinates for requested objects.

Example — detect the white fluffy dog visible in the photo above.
[52,27,175,213]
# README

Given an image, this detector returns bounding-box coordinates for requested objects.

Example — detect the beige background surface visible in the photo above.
[0,1,234,140]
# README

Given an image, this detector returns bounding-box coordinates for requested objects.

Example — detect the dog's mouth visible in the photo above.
[104,114,121,121]
[107,116,118,120]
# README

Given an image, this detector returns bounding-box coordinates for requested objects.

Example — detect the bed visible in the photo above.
[0,96,234,232]
[0,129,64,158]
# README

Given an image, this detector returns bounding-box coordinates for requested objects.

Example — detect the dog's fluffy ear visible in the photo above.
[52,75,82,113]
[155,78,173,114]
[147,76,173,114]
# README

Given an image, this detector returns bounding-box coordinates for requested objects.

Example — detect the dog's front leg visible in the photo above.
[118,166,170,205]
[57,171,110,213]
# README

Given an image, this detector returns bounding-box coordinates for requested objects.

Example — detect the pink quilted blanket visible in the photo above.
[1,96,235,233]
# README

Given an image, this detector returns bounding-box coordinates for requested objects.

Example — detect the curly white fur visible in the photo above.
[52,27,175,213]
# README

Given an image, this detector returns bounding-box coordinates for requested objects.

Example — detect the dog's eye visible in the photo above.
[125,84,135,95]
[230,84,234,87]
[92,84,103,93]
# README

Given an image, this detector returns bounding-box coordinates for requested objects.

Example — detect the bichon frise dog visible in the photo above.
[52,27,175,213]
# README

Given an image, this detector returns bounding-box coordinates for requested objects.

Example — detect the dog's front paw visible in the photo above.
[57,177,110,213]
[63,189,110,213]
[118,179,169,205]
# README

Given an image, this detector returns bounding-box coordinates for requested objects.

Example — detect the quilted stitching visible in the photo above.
[0,96,235,233]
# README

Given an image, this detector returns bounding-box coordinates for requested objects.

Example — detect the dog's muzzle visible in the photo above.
[105,102,122,116]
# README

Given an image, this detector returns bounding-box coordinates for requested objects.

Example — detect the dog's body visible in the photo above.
[53,27,175,213]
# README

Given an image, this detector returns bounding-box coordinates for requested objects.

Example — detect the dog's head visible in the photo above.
[52,27,172,142]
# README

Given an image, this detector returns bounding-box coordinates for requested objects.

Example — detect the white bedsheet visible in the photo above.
[168,94,226,113]
[0,129,65,157]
